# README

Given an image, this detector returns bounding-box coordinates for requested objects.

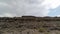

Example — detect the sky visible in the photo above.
[0,0,60,17]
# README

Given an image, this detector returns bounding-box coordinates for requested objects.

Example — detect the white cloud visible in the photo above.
[0,0,60,17]
[0,13,13,17]
[42,0,60,9]
[56,15,60,17]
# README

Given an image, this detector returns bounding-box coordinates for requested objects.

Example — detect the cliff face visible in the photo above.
[0,16,60,34]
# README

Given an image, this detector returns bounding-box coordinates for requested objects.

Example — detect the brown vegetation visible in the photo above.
[0,16,60,34]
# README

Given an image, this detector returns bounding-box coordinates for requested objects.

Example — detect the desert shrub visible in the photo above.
[45,32,50,34]
[38,27,46,32]
[0,23,10,29]
[0,31,4,34]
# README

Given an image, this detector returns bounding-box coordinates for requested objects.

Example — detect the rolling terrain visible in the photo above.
[0,16,60,34]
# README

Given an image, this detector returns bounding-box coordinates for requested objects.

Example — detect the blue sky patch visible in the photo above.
[48,6,60,16]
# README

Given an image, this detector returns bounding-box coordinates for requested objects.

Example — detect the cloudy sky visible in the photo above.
[0,0,60,17]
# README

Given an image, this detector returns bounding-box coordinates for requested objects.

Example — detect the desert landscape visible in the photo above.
[0,16,60,34]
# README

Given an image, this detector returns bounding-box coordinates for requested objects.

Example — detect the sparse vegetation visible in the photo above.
[45,32,50,34]
[38,27,46,32]
[0,16,60,34]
